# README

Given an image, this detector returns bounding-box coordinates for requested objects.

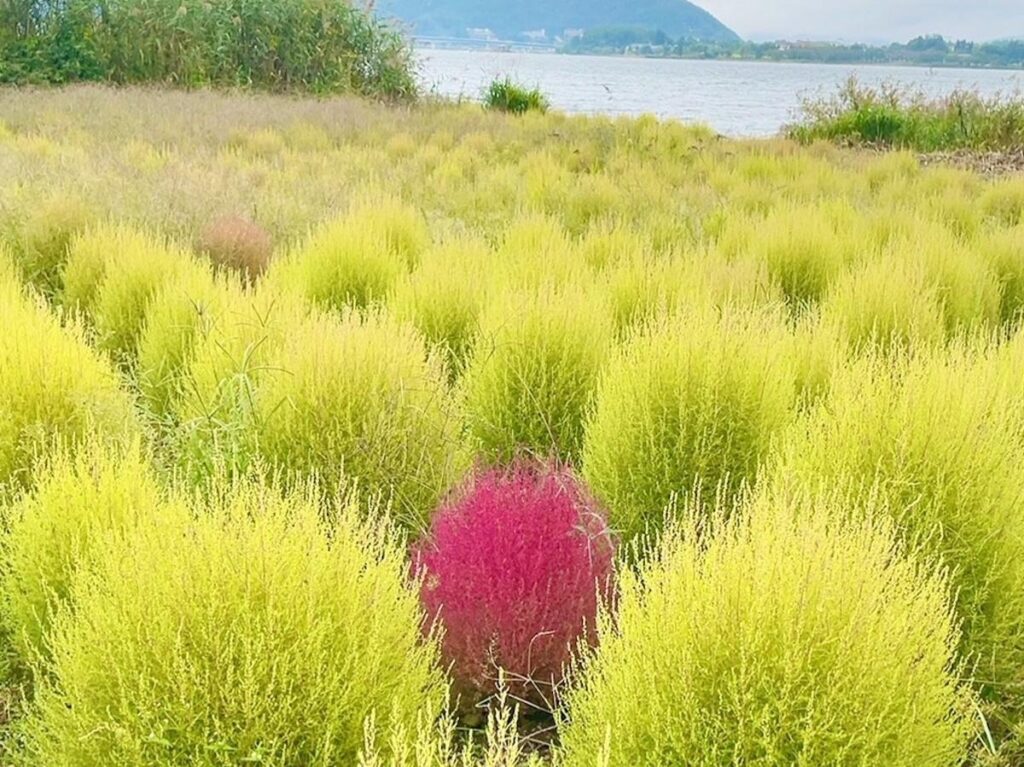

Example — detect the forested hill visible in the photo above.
[374,0,740,44]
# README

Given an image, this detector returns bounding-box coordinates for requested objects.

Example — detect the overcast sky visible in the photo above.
[697,1,1024,43]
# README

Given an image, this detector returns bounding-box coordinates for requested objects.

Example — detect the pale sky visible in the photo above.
[697,1,1024,43]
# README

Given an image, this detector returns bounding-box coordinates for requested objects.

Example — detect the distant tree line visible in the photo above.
[563,31,1024,70]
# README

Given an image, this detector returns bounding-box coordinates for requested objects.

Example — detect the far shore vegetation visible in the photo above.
[563,31,1024,70]
[788,77,1024,152]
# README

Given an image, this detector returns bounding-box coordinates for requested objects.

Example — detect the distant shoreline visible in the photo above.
[415,44,1024,74]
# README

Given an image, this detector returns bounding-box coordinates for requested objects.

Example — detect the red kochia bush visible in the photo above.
[414,460,615,710]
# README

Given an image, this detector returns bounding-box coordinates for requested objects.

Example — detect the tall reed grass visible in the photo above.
[0,0,417,98]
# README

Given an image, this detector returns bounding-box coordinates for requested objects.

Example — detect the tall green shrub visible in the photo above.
[559,492,973,767]
[0,0,417,98]
[483,78,549,115]
[582,308,798,542]
[21,481,445,765]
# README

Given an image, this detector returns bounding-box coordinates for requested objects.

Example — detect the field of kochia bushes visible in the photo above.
[0,85,1023,766]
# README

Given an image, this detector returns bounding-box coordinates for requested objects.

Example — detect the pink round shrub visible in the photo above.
[414,460,615,710]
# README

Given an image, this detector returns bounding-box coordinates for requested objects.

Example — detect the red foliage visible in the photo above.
[413,460,616,710]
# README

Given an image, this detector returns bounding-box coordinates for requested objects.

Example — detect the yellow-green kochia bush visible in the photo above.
[908,230,1001,335]
[598,255,781,342]
[256,310,463,533]
[820,255,946,354]
[769,350,1024,739]
[979,226,1024,329]
[269,199,428,313]
[168,287,309,487]
[21,482,446,766]
[492,215,583,290]
[62,224,204,361]
[462,287,612,464]
[558,492,973,767]
[1,441,163,674]
[717,203,852,308]
[136,268,242,419]
[1,191,96,298]
[0,265,138,496]
[582,308,798,543]
[389,238,489,380]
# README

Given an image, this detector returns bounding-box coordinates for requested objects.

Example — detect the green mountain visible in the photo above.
[374,0,740,43]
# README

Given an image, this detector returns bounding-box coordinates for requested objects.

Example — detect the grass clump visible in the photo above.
[135,269,242,420]
[168,288,307,487]
[483,78,550,115]
[0,267,137,496]
[1,441,163,675]
[789,76,1024,151]
[558,492,973,767]
[770,351,1024,743]
[20,480,445,766]
[462,288,612,465]
[582,309,798,543]
[255,311,463,532]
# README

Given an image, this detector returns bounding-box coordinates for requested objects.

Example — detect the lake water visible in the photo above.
[416,48,1024,137]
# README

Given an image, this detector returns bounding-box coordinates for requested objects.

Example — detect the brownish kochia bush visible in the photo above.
[196,215,274,282]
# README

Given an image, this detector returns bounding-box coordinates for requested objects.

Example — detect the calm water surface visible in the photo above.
[416,48,1024,137]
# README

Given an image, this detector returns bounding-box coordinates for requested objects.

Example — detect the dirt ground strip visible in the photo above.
[917,147,1024,176]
